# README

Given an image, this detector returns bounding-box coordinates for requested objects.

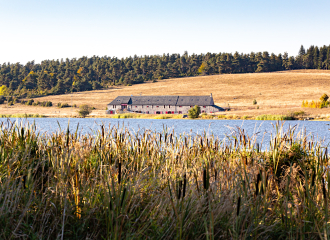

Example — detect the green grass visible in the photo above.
[0,113,45,118]
[0,120,328,239]
[255,114,293,120]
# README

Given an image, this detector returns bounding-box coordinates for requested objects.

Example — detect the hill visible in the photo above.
[1,69,330,119]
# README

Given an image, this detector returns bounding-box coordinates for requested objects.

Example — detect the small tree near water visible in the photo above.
[78,104,92,118]
[188,105,201,119]
[320,93,329,103]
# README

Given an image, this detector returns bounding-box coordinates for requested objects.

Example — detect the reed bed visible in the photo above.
[0,114,45,118]
[255,114,293,120]
[0,120,329,239]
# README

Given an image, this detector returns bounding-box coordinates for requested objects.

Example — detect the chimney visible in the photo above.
[210,93,213,98]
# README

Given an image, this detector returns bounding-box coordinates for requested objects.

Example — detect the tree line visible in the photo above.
[0,45,329,98]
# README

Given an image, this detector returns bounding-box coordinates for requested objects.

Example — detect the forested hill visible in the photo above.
[0,45,329,98]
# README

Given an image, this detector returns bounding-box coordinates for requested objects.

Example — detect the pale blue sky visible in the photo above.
[1,0,329,64]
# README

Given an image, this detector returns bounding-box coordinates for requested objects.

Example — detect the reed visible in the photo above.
[0,120,328,239]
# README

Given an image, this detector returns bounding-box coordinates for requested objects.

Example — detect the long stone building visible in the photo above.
[106,94,222,114]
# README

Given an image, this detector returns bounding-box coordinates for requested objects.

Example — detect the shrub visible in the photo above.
[45,101,52,107]
[188,105,201,119]
[25,99,34,105]
[253,99,257,105]
[320,93,329,102]
[58,102,70,108]
[7,101,13,106]
[78,104,92,118]
[0,96,5,104]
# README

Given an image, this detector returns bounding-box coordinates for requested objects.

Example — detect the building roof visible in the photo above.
[177,96,214,106]
[108,95,215,106]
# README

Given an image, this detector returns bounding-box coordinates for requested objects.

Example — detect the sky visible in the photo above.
[1,0,330,64]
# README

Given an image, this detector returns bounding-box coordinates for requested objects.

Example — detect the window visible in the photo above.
[179,106,182,107]
[135,106,137,108]
[164,105,165,108]
[203,106,206,108]
[156,106,159,108]
[169,105,171,108]
[179,111,182,114]
[147,106,149,108]
[190,106,192,107]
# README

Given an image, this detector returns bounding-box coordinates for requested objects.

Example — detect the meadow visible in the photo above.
[0,120,329,239]
[1,69,330,119]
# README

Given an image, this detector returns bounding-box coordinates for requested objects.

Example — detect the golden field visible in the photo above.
[1,69,330,119]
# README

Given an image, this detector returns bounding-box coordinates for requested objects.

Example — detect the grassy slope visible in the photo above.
[1,69,330,118]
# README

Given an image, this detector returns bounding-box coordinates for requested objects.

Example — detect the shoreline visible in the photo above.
[0,113,328,121]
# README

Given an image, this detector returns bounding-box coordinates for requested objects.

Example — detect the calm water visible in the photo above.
[1,118,330,148]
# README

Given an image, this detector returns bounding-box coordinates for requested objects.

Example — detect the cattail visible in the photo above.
[177,180,182,199]
[255,173,261,196]
[325,148,328,162]
[66,128,70,147]
[311,171,316,187]
[237,196,241,216]
[203,168,209,190]
[183,173,187,198]
[118,162,122,184]
[256,143,260,153]
[101,125,104,140]
[121,188,127,207]
[322,178,327,201]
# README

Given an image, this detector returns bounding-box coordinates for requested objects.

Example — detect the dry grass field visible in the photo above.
[1,69,330,118]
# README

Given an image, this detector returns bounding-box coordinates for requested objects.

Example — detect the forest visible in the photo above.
[0,45,329,98]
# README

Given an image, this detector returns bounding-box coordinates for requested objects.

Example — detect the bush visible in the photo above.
[45,101,52,107]
[188,105,201,119]
[7,101,13,106]
[0,96,5,104]
[25,99,34,105]
[78,104,92,118]
[320,93,329,102]
[253,99,257,105]
[58,102,70,108]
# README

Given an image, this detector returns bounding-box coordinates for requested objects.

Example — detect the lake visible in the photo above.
[1,118,330,148]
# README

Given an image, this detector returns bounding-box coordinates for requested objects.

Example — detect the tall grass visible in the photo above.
[0,120,329,239]
[0,113,45,118]
[255,114,293,120]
